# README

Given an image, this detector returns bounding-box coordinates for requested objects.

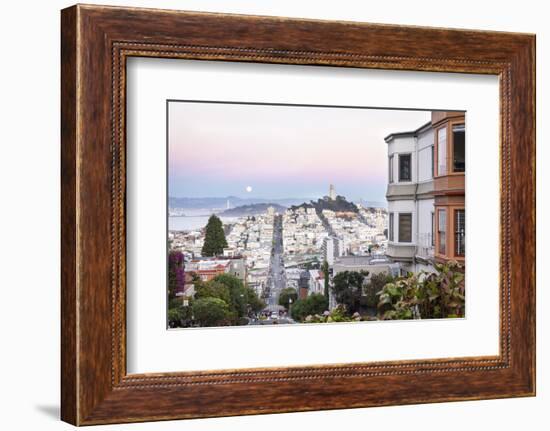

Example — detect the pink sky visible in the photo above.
[169,101,430,202]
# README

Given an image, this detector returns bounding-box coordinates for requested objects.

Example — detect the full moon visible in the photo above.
[245,186,253,193]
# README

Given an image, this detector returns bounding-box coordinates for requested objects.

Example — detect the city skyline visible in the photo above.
[169,101,431,202]
[168,107,466,329]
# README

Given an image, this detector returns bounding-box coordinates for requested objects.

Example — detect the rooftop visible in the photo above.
[384,121,432,143]
[334,255,392,266]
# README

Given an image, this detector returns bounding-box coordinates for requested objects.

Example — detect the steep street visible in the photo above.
[267,214,286,310]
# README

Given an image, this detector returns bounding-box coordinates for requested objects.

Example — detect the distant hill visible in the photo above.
[219,203,286,216]
[169,196,309,209]
[290,195,359,213]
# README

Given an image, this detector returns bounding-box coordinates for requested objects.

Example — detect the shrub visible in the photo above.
[377,261,465,320]
[302,305,359,323]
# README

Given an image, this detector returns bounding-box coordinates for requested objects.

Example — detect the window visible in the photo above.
[455,209,465,256]
[452,124,465,172]
[388,155,394,183]
[398,154,411,182]
[398,213,412,243]
[431,145,435,178]
[431,212,435,246]
[437,209,446,255]
[388,213,394,241]
[437,126,447,176]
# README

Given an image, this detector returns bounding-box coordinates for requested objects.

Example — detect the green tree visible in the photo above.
[307,293,328,315]
[331,270,369,315]
[197,274,265,320]
[289,300,306,321]
[192,297,230,327]
[245,287,265,314]
[278,287,298,309]
[194,281,231,305]
[168,297,193,328]
[167,307,184,327]
[321,260,330,300]
[290,294,328,321]
[201,215,228,257]
[211,274,247,317]
[192,274,265,325]
[363,272,394,308]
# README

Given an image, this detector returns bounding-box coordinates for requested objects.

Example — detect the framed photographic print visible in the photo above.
[164,101,465,330]
[61,4,535,425]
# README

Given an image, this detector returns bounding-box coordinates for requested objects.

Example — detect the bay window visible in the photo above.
[452,124,465,172]
[398,153,411,182]
[398,213,412,243]
[437,126,447,176]
[437,209,446,255]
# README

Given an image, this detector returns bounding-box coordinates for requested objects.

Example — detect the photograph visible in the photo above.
[167,101,466,328]
[0,0,538,427]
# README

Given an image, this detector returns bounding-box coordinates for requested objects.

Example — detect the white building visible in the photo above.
[322,236,340,265]
[308,269,325,295]
[385,121,435,274]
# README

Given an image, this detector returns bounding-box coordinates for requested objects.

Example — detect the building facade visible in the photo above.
[432,111,466,264]
[322,236,340,265]
[385,121,435,273]
[385,111,466,273]
[186,257,247,282]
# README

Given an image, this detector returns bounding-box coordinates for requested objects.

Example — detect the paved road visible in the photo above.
[266,214,286,310]
[257,214,296,324]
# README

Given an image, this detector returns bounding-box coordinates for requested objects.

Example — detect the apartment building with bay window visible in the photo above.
[432,111,465,265]
[385,111,465,274]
